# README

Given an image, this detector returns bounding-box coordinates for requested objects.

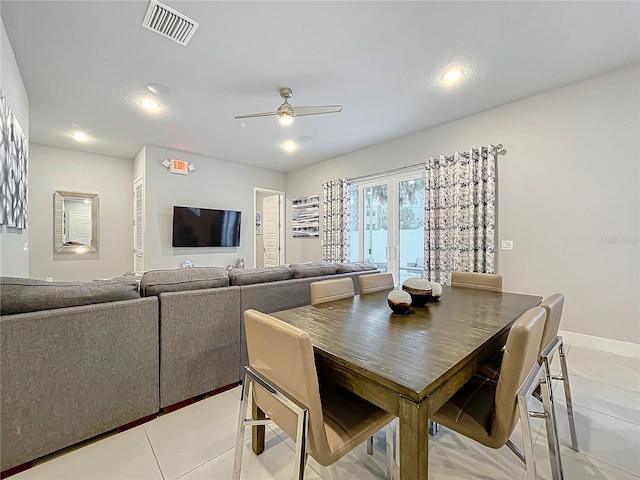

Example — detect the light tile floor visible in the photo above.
[10,342,640,480]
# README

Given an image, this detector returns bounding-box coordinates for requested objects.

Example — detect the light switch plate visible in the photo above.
[501,240,514,251]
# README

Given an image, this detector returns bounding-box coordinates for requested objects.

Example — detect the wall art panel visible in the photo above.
[0,89,28,229]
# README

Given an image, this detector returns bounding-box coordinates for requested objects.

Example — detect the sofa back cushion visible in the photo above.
[0,276,140,315]
[229,266,293,286]
[289,262,337,279]
[140,267,228,296]
[334,261,377,273]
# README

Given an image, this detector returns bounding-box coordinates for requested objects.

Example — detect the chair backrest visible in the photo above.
[358,273,395,294]
[491,306,546,445]
[243,309,331,459]
[310,277,355,305]
[539,293,565,354]
[451,271,503,292]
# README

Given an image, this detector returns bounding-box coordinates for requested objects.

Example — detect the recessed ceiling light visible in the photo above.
[146,83,170,95]
[142,99,160,111]
[441,69,463,85]
[281,141,298,153]
[71,131,90,142]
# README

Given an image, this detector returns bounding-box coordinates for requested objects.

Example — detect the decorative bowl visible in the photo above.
[387,290,413,314]
[429,281,443,300]
[402,278,432,307]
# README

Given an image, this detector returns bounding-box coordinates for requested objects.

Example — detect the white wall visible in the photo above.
[286,65,640,344]
[28,144,134,281]
[0,17,29,277]
[141,146,285,270]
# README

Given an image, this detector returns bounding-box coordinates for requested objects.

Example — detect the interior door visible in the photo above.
[133,177,144,274]
[262,194,281,266]
[68,211,92,245]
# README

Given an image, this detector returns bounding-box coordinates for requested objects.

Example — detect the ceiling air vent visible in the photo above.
[142,0,199,46]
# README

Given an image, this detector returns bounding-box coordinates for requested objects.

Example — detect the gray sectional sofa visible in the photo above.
[0,277,159,474]
[0,261,377,473]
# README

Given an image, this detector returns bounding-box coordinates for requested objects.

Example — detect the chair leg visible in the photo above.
[367,436,373,455]
[384,423,394,480]
[428,420,440,436]
[517,393,537,480]
[541,357,564,480]
[557,340,579,451]
[293,409,309,480]
[394,419,400,479]
[233,375,251,480]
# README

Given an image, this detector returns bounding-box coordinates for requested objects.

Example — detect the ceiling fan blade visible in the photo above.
[234,111,278,120]
[292,105,343,117]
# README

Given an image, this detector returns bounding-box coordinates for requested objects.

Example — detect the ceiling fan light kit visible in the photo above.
[235,87,343,125]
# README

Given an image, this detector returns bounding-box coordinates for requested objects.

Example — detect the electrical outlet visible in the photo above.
[501,240,514,251]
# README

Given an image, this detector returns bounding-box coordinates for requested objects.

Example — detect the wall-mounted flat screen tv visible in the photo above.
[172,206,242,247]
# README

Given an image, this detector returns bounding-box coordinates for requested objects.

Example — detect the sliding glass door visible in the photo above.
[350,170,424,284]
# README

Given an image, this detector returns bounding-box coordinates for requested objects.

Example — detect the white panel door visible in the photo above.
[68,211,92,245]
[262,195,281,266]
[133,177,144,274]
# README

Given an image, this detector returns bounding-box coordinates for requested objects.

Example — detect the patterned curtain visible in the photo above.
[322,178,350,262]
[424,146,497,284]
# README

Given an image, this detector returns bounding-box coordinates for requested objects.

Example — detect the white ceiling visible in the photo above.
[2,1,639,173]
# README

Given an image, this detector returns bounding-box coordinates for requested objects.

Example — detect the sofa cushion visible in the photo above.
[335,261,378,273]
[289,262,338,279]
[228,266,293,286]
[0,276,140,315]
[140,267,228,296]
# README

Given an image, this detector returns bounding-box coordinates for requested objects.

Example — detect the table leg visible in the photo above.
[398,397,429,479]
[252,402,266,455]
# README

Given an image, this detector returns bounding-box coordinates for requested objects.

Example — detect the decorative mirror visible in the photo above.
[54,191,99,253]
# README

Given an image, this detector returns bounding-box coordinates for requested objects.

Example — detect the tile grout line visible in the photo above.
[554,397,640,428]
[173,444,236,480]
[565,371,640,396]
[144,429,166,480]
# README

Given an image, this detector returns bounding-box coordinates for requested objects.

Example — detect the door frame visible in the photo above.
[354,168,425,283]
[253,188,286,268]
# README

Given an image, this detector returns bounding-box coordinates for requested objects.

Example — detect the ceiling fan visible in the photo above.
[235,87,343,125]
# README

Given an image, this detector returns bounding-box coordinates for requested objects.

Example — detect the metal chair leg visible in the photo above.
[384,423,394,480]
[294,409,309,480]
[517,393,537,480]
[428,420,440,436]
[367,436,373,455]
[541,356,564,480]
[557,340,579,451]
[232,375,251,480]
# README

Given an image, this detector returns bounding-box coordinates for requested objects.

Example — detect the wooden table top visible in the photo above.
[271,286,541,402]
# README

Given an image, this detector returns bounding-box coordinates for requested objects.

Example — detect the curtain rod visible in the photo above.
[348,144,507,183]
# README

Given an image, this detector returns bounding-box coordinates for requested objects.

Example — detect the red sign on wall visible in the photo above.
[170,159,189,175]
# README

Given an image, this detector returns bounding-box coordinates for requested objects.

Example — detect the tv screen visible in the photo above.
[172,206,242,247]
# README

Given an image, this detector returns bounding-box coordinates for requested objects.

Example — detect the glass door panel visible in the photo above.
[363,184,388,272]
[348,184,360,262]
[398,177,425,284]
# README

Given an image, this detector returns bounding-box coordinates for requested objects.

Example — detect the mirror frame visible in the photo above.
[54,190,99,254]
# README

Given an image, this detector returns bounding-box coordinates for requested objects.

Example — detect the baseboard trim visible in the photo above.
[559,329,640,358]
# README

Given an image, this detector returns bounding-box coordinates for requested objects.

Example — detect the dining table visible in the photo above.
[251,285,542,480]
